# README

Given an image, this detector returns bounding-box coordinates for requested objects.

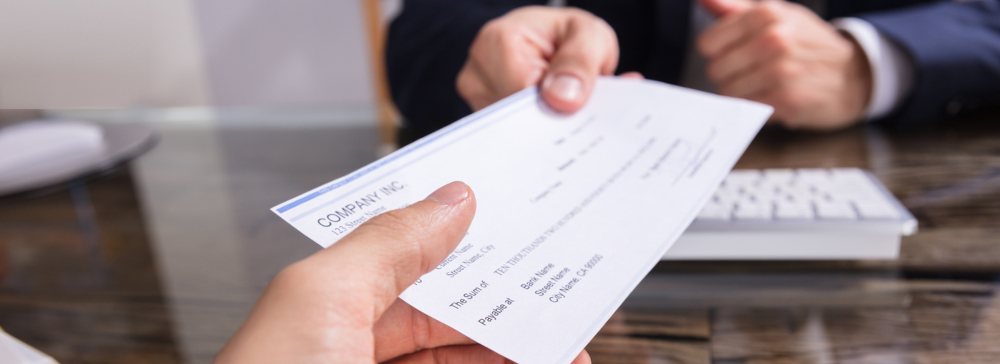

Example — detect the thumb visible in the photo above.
[541,12,619,114]
[699,0,754,17]
[318,181,476,317]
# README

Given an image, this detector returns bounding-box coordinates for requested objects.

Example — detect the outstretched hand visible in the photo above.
[457,6,622,114]
[214,181,590,363]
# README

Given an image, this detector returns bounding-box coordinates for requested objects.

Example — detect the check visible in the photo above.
[272,78,771,363]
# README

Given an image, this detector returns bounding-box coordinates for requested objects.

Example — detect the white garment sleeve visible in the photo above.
[833,17,915,121]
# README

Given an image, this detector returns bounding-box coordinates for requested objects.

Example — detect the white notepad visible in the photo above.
[272,78,771,364]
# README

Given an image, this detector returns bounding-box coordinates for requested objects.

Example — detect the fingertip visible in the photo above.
[571,350,592,364]
[700,0,752,17]
[618,71,644,80]
[423,182,477,225]
[541,73,589,113]
[543,73,584,102]
[426,181,471,206]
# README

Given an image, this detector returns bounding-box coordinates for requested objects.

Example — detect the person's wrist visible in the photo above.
[842,33,873,123]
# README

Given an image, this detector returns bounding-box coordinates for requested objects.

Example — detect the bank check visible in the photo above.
[272,78,771,364]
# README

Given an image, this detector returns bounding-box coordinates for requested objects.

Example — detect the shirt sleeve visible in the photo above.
[832,17,915,121]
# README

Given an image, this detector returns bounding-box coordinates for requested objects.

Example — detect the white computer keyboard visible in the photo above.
[664,168,917,260]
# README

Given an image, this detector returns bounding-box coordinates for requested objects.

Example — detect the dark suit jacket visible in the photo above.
[387,0,1000,142]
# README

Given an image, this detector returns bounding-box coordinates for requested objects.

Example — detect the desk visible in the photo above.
[1,115,999,363]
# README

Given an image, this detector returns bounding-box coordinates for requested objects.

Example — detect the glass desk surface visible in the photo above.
[2,114,1000,364]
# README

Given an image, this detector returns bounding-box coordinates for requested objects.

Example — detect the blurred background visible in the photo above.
[1,2,409,363]
[0,0,402,147]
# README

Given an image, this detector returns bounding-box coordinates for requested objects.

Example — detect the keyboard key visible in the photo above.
[775,201,814,220]
[763,169,795,183]
[797,169,831,183]
[752,195,780,205]
[714,185,740,199]
[829,171,879,197]
[726,170,762,185]
[698,203,731,220]
[855,202,899,219]
[734,201,773,220]
[830,168,868,184]
[736,192,761,205]
[712,194,738,209]
[815,201,857,220]
[756,182,785,198]
[828,188,872,202]
[785,181,815,195]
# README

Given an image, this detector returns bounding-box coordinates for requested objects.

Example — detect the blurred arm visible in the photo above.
[857,0,1000,126]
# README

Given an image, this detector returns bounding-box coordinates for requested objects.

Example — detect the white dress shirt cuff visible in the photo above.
[832,17,915,121]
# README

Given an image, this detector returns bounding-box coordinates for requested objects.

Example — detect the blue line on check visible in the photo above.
[275,88,538,214]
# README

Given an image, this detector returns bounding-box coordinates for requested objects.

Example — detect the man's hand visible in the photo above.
[457,6,620,113]
[215,181,591,363]
[698,0,872,130]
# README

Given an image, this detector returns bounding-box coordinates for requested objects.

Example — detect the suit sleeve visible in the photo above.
[860,0,1000,126]
[386,0,543,140]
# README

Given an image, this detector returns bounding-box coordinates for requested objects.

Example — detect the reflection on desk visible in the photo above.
[1,114,1000,363]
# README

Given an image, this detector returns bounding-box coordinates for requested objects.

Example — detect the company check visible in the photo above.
[272,78,771,364]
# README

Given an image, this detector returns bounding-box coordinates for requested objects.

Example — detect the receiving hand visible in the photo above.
[457,6,624,114]
[214,181,590,363]
[698,0,872,130]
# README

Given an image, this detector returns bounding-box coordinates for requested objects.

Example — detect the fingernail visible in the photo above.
[426,181,469,205]
[544,74,583,102]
